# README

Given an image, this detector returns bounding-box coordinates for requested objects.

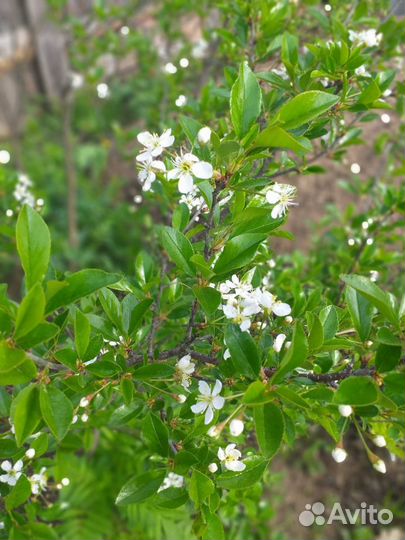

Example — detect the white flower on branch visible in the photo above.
[0,460,23,486]
[168,152,213,194]
[191,379,225,424]
[138,158,166,191]
[136,129,174,162]
[29,467,47,495]
[348,28,382,47]
[158,472,184,492]
[218,444,246,471]
[265,183,297,219]
[175,354,195,389]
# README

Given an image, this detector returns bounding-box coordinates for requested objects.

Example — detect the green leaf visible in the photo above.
[116,470,166,505]
[16,205,51,290]
[0,341,37,386]
[333,376,379,406]
[143,412,169,457]
[179,115,203,144]
[345,286,374,341]
[152,487,189,509]
[213,233,266,276]
[342,275,397,326]
[189,469,214,508]
[39,385,73,440]
[358,79,381,104]
[253,125,312,154]
[375,344,402,373]
[230,61,262,139]
[319,305,339,340]
[203,513,225,540]
[254,403,284,458]
[10,384,41,446]
[74,310,91,359]
[16,322,59,349]
[99,288,123,332]
[277,91,339,129]
[216,458,268,489]
[133,364,175,380]
[46,269,121,314]
[5,475,31,511]
[159,226,195,276]
[127,298,153,336]
[271,322,308,383]
[307,313,324,352]
[225,324,260,378]
[193,286,221,316]
[14,283,45,340]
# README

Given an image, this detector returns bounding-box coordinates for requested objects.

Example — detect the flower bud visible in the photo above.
[197,127,211,145]
[229,419,244,436]
[338,405,353,417]
[25,448,36,459]
[373,459,386,474]
[208,463,218,473]
[373,435,386,448]
[177,394,187,403]
[332,447,347,463]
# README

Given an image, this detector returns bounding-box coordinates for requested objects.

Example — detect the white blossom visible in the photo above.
[373,435,386,448]
[197,126,212,145]
[138,158,166,191]
[136,129,174,162]
[0,460,23,486]
[191,379,225,424]
[229,419,244,436]
[273,333,287,353]
[168,152,213,194]
[265,183,297,219]
[164,62,177,74]
[175,94,187,107]
[349,28,382,47]
[158,472,184,492]
[373,459,386,474]
[332,447,347,463]
[208,462,218,473]
[179,57,189,68]
[29,467,47,495]
[338,405,353,417]
[25,448,36,459]
[218,444,246,471]
[179,186,206,212]
[175,354,195,389]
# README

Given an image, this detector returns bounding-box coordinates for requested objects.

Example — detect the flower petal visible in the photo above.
[212,396,225,410]
[137,131,154,147]
[266,190,281,204]
[14,460,23,471]
[192,160,213,179]
[191,401,207,414]
[217,447,225,460]
[212,379,222,396]
[226,460,246,472]
[178,173,194,194]
[1,461,11,472]
[198,380,211,396]
[272,302,291,317]
[204,405,214,425]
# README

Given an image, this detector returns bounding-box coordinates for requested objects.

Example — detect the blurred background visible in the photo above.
[0,1,404,539]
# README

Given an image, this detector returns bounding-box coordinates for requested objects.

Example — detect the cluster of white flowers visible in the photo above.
[219,274,291,332]
[272,66,289,80]
[136,129,213,194]
[175,354,195,389]
[13,173,36,208]
[348,28,382,47]
[29,467,47,495]
[265,183,297,219]
[191,380,225,424]
[179,186,207,213]
[158,472,184,492]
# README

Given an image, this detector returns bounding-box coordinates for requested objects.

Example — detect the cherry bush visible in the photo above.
[0,1,404,539]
